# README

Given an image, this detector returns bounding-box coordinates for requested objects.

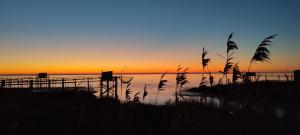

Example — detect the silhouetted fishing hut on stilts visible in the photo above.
[99,71,119,100]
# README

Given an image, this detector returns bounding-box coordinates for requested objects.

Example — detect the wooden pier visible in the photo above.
[0,72,126,99]
[0,76,98,92]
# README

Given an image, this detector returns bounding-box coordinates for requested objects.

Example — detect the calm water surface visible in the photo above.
[0,73,293,104]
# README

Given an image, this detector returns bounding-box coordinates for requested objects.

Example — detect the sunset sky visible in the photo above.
[0,0,299,74]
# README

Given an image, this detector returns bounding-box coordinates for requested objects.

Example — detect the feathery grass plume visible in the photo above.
[175,65,183,104]
[202,47,211,74]
[208,71,214,86]
[143,84,147,101]
[125,82,132,102]
[175,66,189,104]
[248,34,277,72]
[177,67,189,91]
[155,71,168,105]
[219,57,234,84]
[199,47,211,87]
[133,92,141,104]
[199,77,208,87]
[176,65,183,91]
[232,64,241,83]
[227,33,238,54]
[222,33,238,84]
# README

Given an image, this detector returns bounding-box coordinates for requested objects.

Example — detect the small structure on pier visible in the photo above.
[36,73,49,89]
[37,73,48,78]
[294,70,300,83]
[100,71,119,99]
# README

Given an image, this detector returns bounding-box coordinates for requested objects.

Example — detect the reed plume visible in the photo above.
[133,92,141,104]
[248,34,277,72]
[155,71,168,105]
[208,71,214,86]
[143,84,147,101]
[176,65,189,91]
[175,65,189,103]
[199,77,208,87]
[232,63,241,83]
[125,82,132,102]
[199,47,211,87]
[220,33,238,84]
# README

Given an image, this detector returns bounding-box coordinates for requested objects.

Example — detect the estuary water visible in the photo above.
[0,73,293,104]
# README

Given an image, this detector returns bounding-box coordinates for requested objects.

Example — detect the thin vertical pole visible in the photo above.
[74,79,77,90]
[87,78,90,92]
[21,78,23,88]
[106,80,109,97]
[62,79,65,91]
[48,79,51,90]
[29,80,33,93]
[100,79,103,98]
[114,77,118,100]
[39,79,42,89]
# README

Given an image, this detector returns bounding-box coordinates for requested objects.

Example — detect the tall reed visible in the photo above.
[143,84,147,101]
[248,34,277,72]
[125,80,132,102]
[199,47,211,87]
[155,72,168,105]
[220,33,238,84]
[175,65,189,103]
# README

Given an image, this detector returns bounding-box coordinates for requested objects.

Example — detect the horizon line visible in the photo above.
[0,71,295,76]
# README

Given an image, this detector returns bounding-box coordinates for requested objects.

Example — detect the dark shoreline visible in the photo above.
[0,81,299,135]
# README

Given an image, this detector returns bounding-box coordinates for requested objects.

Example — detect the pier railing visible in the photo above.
[0,76,100,92]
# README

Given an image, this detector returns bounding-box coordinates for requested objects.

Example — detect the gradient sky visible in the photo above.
[0,0,299,74]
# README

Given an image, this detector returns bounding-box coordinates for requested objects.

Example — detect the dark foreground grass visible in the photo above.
[189,81,300,110]
[0,86,299,135]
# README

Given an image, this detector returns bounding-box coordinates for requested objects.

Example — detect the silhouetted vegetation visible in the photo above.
[1,32,298,135]
[175,65,189,103]
[143,84,148,101]
[199,47,211,87]
[248,34,277,72]
[0,87,299,135]
[155,72,168,104]
[219,33,238,84]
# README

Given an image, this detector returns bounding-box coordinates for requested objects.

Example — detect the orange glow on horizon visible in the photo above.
[0,63,296,75]
[0,39,299,74]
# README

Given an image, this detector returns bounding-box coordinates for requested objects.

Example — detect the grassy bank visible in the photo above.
[0,86,299,135]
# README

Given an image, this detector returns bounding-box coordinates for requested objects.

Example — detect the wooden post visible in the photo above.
[87,78,90,92]
[62,79,65,91]
[17,80,20,88]
[114,77,118,100]
[100,79,103,98]
[29,80,33,92]
[21,78,23,88]
[48,79,51,90]
[39,79,42,89]
[106,80,110,97]
[74,79,77,90]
